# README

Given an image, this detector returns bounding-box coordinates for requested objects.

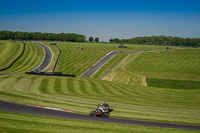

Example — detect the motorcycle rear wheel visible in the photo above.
[89,110,95,117]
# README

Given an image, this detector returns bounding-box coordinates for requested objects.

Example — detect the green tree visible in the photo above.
[89,37,94,42]
[113,38,120,43]
[76,36,84,42]
[94,37,99,43]
[109,39,114,43]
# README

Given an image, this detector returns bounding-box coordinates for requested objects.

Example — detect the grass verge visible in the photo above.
[0,111,198,133]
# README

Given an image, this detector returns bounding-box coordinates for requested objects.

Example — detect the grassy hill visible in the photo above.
[0,41,200,132]
[42,41,168,76]
[0,41,23,70]
[126,49,200,81]
[0,74,199,125]
[0,111,197,133]
[0,41,44,73]
[102,49,200,88]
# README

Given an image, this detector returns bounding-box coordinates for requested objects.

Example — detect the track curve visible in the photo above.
[0,100,200,130]
[33,43,52,71]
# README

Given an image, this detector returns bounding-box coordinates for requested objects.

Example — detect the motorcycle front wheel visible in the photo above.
[102,112,110,118]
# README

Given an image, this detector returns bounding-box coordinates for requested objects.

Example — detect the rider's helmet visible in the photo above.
[105,101,108,104]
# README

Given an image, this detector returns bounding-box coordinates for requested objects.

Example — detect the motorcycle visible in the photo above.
[89,104,113,118]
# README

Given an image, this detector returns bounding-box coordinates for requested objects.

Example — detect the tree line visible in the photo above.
[110,36,200,47]
[0,30,86,42]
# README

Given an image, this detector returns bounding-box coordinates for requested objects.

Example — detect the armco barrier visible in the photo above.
[25,71,76,77]
[0,42,25,71]
[52,49,61,72]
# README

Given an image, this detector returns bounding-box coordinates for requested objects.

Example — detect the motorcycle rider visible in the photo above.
[99,101,109,112]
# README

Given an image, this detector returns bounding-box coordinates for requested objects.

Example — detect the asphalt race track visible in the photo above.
[0,100,200,130]
[34,43,52,71]
[81,51,122,77]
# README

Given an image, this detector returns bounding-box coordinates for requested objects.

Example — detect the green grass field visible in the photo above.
[103,49,200,88]
[0,74,199,125]
[126,49,200,81]
[0,111,197,133]
[0,41,200,132]
[0,41,44,73]
[42,41,168,76]
[0,41,23,70]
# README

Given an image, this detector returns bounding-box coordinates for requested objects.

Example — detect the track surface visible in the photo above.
[0,100,200,130]
[33,43,52,71]
[81,51,122,77]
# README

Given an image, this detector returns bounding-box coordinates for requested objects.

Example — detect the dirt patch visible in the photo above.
[102,71,117,81]
[142,77,147,86]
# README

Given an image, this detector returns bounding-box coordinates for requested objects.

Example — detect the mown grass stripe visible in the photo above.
[99,82,118,95]
[29,77,43,94]
[90,80,109,95]
[0,78,17,90]
[83,79,95,95]
[72,79,83,94]
[116,83,140,96]
[106,82,129,96]
[54,78,61,93]
[47,78,55,94]
[60,78,68,94]
[39,79,49,93]
[87,80,102,95]
[67,78,76,94]
[79,79,87,94]
[1,77,24,91]
[12,78,33,93]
